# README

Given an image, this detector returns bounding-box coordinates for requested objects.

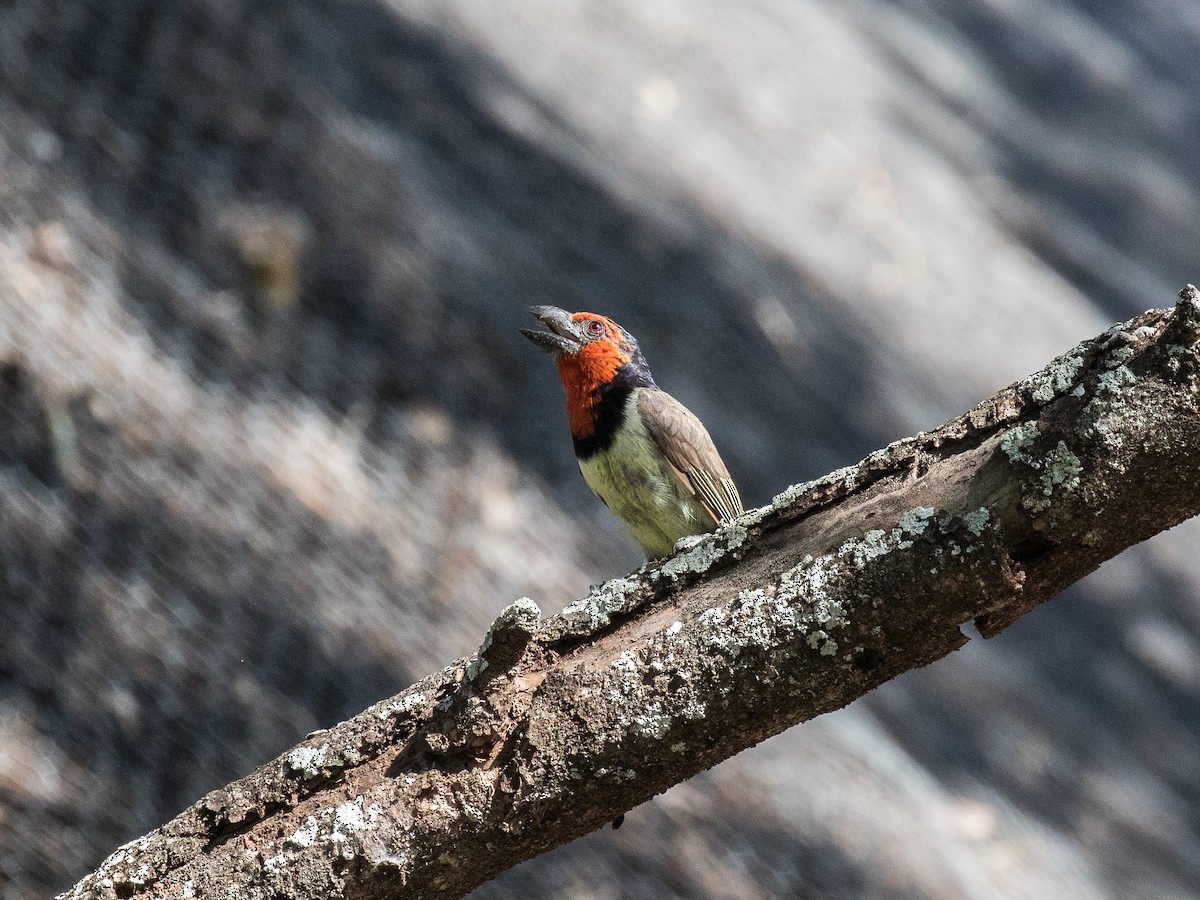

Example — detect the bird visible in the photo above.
[522,306,743,558]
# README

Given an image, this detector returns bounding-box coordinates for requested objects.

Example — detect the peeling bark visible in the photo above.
[61,289,1200,900]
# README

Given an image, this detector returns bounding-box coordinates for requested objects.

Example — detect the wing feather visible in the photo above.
[637,389,744,523]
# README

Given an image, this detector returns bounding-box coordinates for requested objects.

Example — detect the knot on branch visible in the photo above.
[411,600,546,767]
[1161,284,1200,357]
[470,597,541,681]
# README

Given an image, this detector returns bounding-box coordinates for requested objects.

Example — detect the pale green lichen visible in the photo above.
[964,507,990,536]
[1042,442,1083,494]
[1003,419,1085,513]
[329,797,383,842]
[277,797,381,858]
[739,473,830,525]
[817,464,861,491]
[1024,440,1083,512]
[737,504,773,527]
[492,597,541,632]
[769,481,810,511]
[657,523,748,581]
[899,506,936,536]
[633,702,671,738]
[283,816,320,848]
[876,436,919,462]
[556,575,640,633]
[1167,344,1189,375]
[806,630,838,655]
[1000,422,1040,463]
[375,688,432,720]
[842,529,892,568]
[727,588,790,650]
[464,655,489,680]
[263,853,288,875]
[1109,345,1137,365]
[1080,352,1135,458]
[658,538,725,580]
[1096,364,1137,394]
[286,744,330,779]
[121,863,152,887]
[1093,418,1123,449]
[1025,349,1084,402]
[774,556,825,605]
[611,648,638,676]
[716,521,749,549]
[809,594,850,629]
[671,533,708,552]
[681,697,707,720]
[591,621,712,742]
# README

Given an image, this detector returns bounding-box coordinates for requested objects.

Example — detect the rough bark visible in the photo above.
[61,289,1200,900]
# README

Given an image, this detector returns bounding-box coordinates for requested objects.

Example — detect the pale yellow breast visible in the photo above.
[577,391,714,557]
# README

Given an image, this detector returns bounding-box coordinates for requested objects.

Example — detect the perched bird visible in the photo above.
[522,306,743,558]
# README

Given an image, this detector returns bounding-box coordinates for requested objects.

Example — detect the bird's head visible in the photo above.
[522,306,654,437]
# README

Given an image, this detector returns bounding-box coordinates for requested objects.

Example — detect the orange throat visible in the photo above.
[556,342,627,439]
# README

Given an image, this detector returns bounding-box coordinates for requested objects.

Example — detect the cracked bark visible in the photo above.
[61,289,1200,900]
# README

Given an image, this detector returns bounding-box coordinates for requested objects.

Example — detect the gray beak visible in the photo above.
[520,306,584,354]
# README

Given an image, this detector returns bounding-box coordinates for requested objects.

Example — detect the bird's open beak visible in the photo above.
[520,306,584,354]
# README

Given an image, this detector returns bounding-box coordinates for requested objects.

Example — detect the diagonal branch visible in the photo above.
[62,289,1200,900]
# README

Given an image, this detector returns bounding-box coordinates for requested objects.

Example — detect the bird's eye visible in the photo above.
[587,320,605,335]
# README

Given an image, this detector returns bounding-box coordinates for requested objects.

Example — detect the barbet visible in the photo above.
[522,307,743,558]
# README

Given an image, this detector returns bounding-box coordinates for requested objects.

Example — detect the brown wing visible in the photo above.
[637,388,744,523]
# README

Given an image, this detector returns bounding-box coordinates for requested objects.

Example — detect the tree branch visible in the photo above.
[62,289,1200,900]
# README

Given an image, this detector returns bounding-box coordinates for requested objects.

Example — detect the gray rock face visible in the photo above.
[1,1,1198,897]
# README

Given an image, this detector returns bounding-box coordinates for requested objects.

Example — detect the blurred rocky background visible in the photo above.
[1,0,1198,897]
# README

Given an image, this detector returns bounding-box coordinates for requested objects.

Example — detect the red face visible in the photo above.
[555,313,634,438]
